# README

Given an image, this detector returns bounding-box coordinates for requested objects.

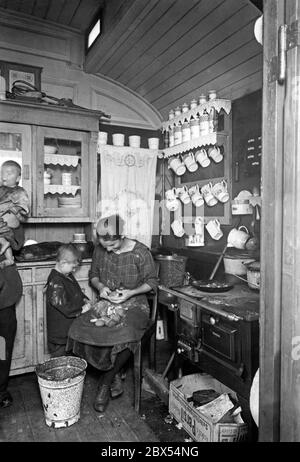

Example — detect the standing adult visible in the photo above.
[0,222,24,407]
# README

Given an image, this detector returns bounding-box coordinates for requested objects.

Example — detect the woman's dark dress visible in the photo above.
[67,241,158,370]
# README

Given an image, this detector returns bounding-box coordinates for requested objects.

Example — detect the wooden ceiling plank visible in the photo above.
[102,0,198,77]
[120,0,249,87]
[160,69,263,119]
[153,40,262,108]
[70,0,102,31]
[98,0,162,73]
[3,0,22,11]
[85,0,154,72]
[156,52,262,112]
[142,18,260,103]
[103,0,135,32]
[128,0,225,90]
[158,60,262,118]
[32,0,52,18]
[138,1,258,97]
[45,0,66,22]
[58,0,81,25]
[108,0,199,81]
[218,70,262,100]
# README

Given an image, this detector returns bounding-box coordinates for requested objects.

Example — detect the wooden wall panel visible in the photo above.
[0,9,161,129]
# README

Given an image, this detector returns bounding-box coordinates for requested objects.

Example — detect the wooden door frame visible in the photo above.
[260,0,300,441]
[259,0,285,441]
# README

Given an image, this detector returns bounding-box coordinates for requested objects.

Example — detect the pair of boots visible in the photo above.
[94,373,123,412]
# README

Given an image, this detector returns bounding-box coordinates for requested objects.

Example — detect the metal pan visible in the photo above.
[190,279,233,293]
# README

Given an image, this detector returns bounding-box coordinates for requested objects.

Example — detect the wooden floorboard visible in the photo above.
[1,368,159,442]
[17,374,60,442]
[0,386,35,442]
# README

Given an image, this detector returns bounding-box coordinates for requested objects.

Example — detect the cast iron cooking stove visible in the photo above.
[158,282,259,439]
[162,283,259,406]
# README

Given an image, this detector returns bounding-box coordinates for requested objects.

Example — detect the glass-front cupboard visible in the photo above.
[0,100,101,222]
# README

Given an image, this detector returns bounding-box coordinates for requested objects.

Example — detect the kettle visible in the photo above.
[227,225,250,249]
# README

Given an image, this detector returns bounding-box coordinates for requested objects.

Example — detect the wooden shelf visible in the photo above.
[44,153,80,166]
[44,184,81,195]
[161,99,232,131]
[26,217,94,223]
[163,133,222,157]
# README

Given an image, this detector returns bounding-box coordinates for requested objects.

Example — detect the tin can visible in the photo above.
[199,112,209,135]
[174,125,182,145]
[181,103,189,113]
[175,106,182,117]
[198,94,207,105]
[190,118,200,139]
[62,172,72,186]
[168,109,175,120]
[190,99,198,109]
[182,120,191,142]
[169,125,175,147]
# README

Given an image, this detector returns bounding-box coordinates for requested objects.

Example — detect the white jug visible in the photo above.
[227,225,250,249]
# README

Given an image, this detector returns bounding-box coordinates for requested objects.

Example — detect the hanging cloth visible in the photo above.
[99,145,158,248]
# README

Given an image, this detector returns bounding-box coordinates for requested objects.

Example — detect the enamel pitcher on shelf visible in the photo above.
[227,225,250,249]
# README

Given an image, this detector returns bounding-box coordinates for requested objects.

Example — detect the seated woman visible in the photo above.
[68,214,158,412]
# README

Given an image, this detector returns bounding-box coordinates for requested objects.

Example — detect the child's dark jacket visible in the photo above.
[46,269,86,344]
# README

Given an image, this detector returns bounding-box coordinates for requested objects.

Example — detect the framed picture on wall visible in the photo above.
[0,60,43,92]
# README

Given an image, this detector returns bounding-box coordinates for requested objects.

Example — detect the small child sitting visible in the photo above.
[0,160,30,268]
[45,244,91,358]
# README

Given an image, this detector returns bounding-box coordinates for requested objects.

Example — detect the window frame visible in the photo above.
[85,10,102,54]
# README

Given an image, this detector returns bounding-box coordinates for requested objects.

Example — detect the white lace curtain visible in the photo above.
[98,145,158,248]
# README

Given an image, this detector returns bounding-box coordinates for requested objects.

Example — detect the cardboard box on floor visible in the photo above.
[169,373,248,442]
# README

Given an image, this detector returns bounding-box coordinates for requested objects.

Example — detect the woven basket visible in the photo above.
[155,255,187,287]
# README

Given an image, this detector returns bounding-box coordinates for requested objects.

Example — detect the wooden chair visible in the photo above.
[133,262,159,413]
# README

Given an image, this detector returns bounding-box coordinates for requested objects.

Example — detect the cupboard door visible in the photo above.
[36,283,51,364]
[0,122,32,216]
[10,286,35,375]
[35,126,90,219]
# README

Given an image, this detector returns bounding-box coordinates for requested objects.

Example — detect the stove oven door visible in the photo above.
[200,312,243,374]
[177,299,201,340]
